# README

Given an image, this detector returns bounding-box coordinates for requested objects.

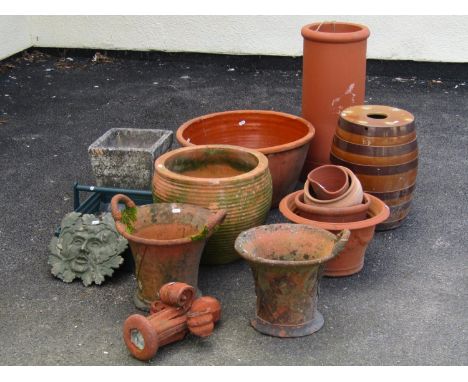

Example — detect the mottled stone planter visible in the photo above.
[88,128,173,190]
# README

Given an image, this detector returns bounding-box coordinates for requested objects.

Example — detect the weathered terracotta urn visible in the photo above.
[111,194,226,310]
[301,21,370,175]
[176,110,315,207]
[279,191,389,277]
[153,145,272,264]
[235,224,350,337]
[331,105,418,230]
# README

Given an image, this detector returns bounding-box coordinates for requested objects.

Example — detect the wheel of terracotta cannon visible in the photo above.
[159,282,195,312]
[123,309,188,362]
[187,296,222,337]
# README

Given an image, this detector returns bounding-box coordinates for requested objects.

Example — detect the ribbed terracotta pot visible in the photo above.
[152,145,272,265]
[176,110,315,207]
[235,224,350,337]
[331,105,418,230]
[110,194,226,310]
[301,21,370,176]
[279,191,389,277]
[295,190,370,223]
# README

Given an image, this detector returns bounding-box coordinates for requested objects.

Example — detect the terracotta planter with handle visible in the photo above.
[111,194,226,310]
[235,224,350,337]
[301,21,370,176]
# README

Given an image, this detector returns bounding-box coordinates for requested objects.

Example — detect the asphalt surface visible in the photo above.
[0,49,467,365]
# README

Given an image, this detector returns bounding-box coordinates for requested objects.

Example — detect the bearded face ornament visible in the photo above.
[49,212,128,286]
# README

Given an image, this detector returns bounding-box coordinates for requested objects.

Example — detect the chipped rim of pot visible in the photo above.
[176,110,315,155]
[234,223,349,267]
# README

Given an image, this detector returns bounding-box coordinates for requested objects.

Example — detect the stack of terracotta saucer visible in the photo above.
[299,165,367,223]
[279,164,390,276]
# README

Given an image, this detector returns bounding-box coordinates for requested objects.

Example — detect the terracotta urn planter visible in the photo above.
[235,224,350,337]
[301,21,370,176]
[152,145,273,265]
[279,191,389,277]
[295,190,370,223]
[331,105,418,230]
[304,166,363,208]
[110,194,226,310]
[176,110,315,207]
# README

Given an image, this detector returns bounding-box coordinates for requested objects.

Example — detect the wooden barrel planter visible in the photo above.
[330,105,418,230]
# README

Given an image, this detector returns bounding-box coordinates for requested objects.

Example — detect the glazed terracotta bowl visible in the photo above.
[152,144,272,265]
[176,110,315,207]
[294,191,370,223]
[279,190,389,277]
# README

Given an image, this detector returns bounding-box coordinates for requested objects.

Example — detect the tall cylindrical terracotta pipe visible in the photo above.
[301,21,370,176]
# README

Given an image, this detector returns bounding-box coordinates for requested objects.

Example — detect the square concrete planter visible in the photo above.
[88,128,173,190]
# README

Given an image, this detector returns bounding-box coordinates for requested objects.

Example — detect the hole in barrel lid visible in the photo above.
[367,113,388,119]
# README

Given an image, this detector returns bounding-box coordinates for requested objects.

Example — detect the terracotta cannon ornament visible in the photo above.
[123,282,221,362]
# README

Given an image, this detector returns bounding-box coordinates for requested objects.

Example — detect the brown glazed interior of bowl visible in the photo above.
[178,111,313,154]
[164,146,259,179]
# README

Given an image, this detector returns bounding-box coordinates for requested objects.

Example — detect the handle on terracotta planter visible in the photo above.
[332,229,351,258]
[110,193,137,222]
[205,209,227,234]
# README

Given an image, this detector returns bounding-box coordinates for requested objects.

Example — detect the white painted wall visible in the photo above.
[2,15,468,62]
[0,16,32,60]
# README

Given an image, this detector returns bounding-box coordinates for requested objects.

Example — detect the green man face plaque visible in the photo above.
[49,212,128,286]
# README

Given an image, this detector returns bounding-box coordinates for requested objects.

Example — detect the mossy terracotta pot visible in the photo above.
[176,110,315,207]
[279,191,389,277]
[295,190,370,223]
[235,224,350,337]
[152,145,272,265]
[111,194,226,310]
[331,105,418,230]
[301,21,370,175]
